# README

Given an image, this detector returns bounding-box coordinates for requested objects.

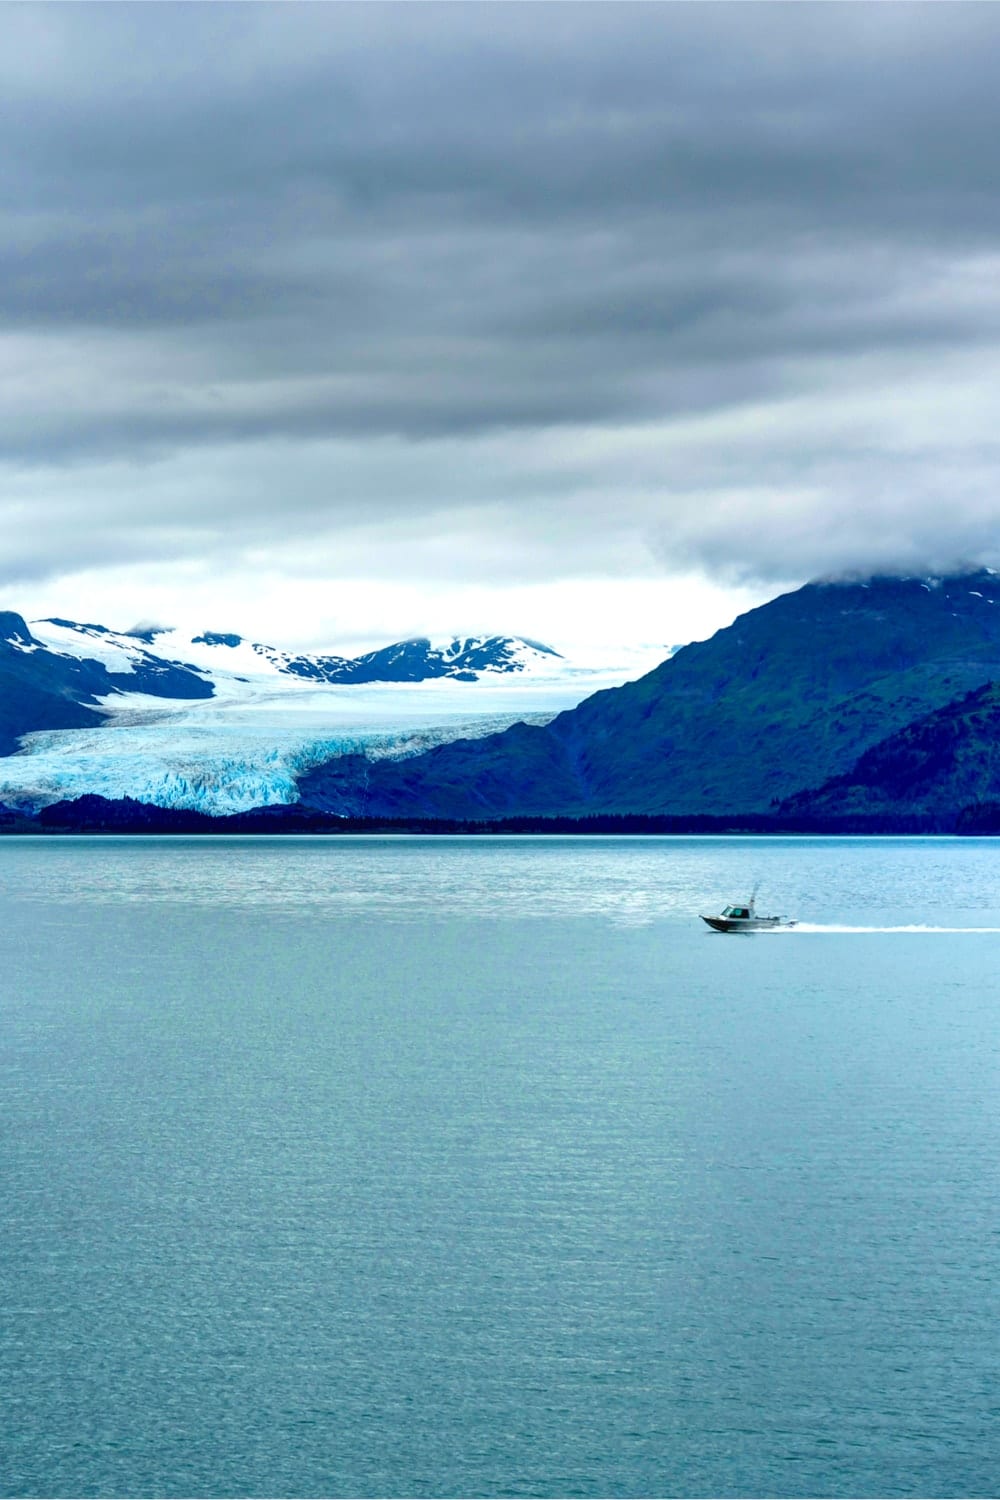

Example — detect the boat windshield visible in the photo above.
[723,906,751,918]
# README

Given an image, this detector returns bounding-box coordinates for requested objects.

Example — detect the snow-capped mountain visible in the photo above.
[30,619,565,685]
[0,612,667,815]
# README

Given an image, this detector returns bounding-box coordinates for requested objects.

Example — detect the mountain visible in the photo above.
[0,613,657,815]
[29,619,565,686]
[297,572,1000,819]
[12,574,1000,826]
[274,635,561,684]
[0,610,212,756]
[776,681,1000,826]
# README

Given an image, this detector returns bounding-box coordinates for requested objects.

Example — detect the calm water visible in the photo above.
[2,835,1000,1498]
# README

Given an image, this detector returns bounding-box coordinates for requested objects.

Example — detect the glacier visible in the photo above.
[0,710,555,815]
[1,628,669,815]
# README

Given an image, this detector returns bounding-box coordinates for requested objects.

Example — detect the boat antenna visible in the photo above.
[750,880,761,908]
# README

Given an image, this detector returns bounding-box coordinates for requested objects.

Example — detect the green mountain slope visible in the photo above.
[778,682,1000,825]
[298,572,1000,818]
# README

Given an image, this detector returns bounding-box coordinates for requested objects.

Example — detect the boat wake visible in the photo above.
[775,923,1000,934]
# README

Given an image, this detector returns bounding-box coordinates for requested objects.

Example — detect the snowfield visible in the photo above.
[0,627,669,815]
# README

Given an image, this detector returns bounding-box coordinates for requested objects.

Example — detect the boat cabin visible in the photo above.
[721,906,752,919]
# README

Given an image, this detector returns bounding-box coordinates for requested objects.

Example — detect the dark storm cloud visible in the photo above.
[4,1,1000,587]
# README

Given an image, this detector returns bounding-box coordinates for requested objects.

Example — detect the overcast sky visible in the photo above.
[3,2,1000,653]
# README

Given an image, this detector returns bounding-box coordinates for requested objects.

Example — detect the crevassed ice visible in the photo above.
[0,711,555,815]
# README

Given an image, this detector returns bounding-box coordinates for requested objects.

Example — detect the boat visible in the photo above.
[700,889,796,933]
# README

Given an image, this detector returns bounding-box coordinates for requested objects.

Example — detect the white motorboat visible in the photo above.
[701,891,796,933]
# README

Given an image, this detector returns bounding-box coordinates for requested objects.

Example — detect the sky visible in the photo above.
[3,2,1000,655]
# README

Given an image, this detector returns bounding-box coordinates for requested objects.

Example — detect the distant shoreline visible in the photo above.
[2,798,998,837]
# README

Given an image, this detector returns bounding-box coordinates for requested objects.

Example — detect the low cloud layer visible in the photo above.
[3,3,1000,643]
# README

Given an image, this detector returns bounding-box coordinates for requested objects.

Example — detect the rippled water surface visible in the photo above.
[3,835,1000,1497]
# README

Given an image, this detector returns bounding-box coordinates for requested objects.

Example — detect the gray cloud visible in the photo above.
[3,1,1000,599]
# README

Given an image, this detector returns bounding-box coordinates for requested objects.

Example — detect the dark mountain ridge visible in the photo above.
[778,680,1000,823]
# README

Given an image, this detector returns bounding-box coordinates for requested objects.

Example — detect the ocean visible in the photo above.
[2,835,999,1497]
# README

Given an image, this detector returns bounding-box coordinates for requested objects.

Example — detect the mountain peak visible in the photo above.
[0,611,34,645]
[25,618,567,688]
